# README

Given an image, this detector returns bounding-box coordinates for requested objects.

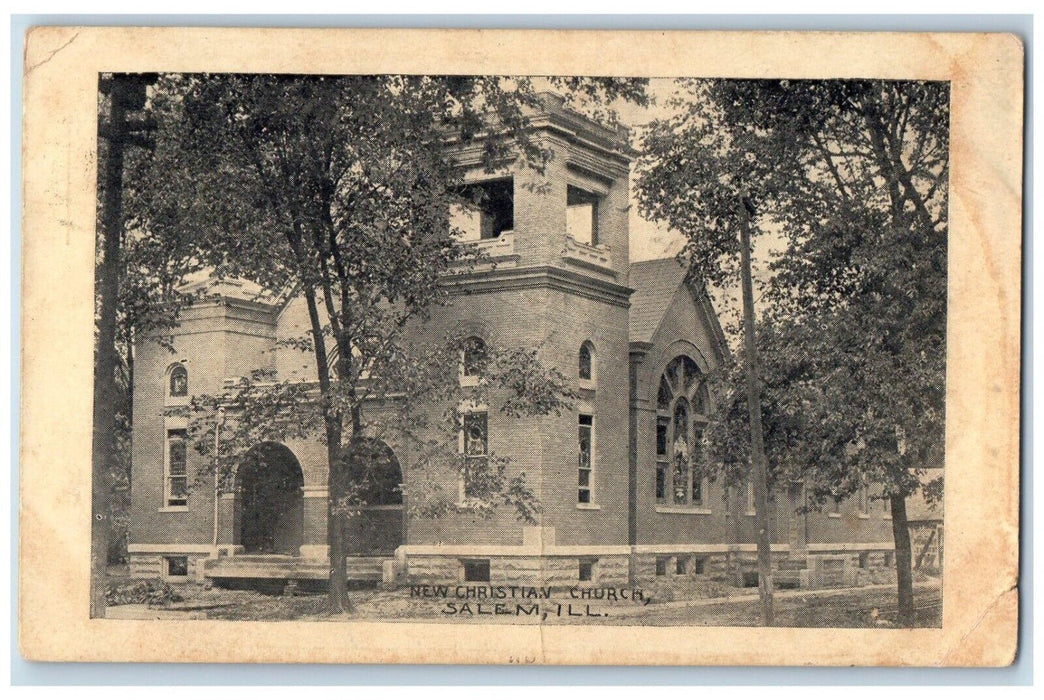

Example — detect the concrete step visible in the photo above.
[203,555,388,581]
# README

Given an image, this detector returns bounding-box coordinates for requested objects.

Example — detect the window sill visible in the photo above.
[858,513,871,519]
[576,503,601,510]
[655,505,712,515]
[827,512,841,519]
[744,510,756,517]
[578,379,597,391]
[883,514,893,520]
[159,505,189,513]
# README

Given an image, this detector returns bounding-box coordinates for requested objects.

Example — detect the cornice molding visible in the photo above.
[442,265,634,308]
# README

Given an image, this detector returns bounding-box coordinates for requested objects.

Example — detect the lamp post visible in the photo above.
[212,407,226,554]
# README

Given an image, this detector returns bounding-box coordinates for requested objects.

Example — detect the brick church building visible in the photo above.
[127,94,896,589]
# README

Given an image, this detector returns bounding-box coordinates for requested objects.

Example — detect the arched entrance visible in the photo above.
[344,437,404,555]
[234,442,305,555]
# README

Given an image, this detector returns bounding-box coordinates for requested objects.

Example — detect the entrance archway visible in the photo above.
[234,442,304,555]
[344,437,404,555]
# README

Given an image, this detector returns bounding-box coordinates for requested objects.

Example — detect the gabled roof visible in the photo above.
[628,257,691,344]
[628,257,729,358]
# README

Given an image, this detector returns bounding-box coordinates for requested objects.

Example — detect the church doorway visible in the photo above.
[235,442,305,555]
[344,437,404,555]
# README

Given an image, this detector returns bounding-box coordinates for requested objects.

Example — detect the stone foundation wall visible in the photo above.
[405,553,630,586]
[401,544,897,589]
[128,552,210,582]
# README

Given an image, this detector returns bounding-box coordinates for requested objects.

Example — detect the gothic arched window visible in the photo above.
[654,355,708,506]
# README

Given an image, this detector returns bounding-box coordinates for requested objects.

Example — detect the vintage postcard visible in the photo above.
[19,27,1021,665]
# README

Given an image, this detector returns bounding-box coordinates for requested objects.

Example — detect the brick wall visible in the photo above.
[129,299,277,549]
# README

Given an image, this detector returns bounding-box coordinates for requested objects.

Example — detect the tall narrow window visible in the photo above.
[566,185,599,245]
[168,364,188,398]
[578,343,594,382]
[462,336,487,380]
[578,414,594,504]
[655,417,669,503]
[858,486,869,515]
[165,429,188,507]
[672,399,690,505]
[462,411,488,499]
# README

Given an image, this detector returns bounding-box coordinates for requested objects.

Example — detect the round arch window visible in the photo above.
[579,342,595,382]
[168,364,188,398]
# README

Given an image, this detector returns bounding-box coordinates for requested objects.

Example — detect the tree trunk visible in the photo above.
[326,432,351,613]
[296,287,350,615]
[737,199,774,626]
[91,88,128,618]
[889,493,915,626]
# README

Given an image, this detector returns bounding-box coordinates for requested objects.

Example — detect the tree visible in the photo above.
[95,73,200,616]
[638,78,947,626]
[636,79,807,625]
[140,74,646,613]
[94,74,210,620]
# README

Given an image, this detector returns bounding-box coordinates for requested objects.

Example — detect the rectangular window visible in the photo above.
[463,559,491,582]
[578,414,594,504]
[165,556,188,578]
[655,557,668,576]
[655,418,669,503]
[858,486,869,515]
[675,556,689,575]
[673,456,688,505]
[566,186,599,245]
[462,411,488,499]
[578,559,596,582]
[693,556,708,575]
[689,427,704,505]
[165,429,188,507]
[451,179,514,241]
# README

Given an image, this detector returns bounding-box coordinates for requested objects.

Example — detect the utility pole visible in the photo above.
[737,195,775,626]
[91,74,156,618]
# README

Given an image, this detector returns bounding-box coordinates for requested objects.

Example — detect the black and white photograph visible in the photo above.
[92,72,947,628]
[18,27,1021,666]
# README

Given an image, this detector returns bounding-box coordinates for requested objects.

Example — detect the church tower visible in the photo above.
[411,93,635,564]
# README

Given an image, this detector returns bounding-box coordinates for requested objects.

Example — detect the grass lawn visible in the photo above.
[604,585,942,627]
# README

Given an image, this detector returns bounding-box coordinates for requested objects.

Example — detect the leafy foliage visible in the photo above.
[139,73,642,611]
[637,78,947,625]
[638,78,947,505]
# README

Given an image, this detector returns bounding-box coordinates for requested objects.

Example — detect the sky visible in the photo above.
[596,78,785,338]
